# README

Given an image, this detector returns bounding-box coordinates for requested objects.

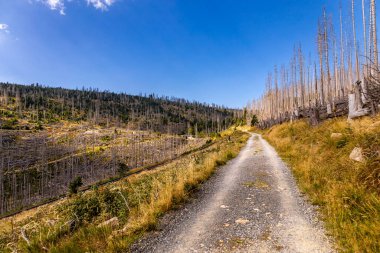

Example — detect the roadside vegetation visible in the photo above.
[261,115,380,252]
[0,129,249,253]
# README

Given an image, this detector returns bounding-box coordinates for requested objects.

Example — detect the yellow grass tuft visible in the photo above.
[262,115,380,252]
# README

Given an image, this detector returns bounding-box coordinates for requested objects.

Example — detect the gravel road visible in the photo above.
[131,134,335,253]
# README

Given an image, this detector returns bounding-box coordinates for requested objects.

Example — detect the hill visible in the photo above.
[0,129,249,253]
[0,82,242,134]
[0,83,243,217]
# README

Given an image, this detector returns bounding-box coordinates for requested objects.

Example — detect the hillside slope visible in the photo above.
[262,116,380,252]
[0,130,249,253]
[0,83,241,134]
[0,83,243,217]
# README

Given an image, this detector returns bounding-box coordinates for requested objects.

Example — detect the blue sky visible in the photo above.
[0,0,372,107]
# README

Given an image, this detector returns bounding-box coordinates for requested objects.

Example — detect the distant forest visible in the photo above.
[0,82,243,135]
[0,82,244,216]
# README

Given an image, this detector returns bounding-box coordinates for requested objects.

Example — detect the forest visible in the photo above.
[0,83,242,216]
[247,0,380,128]
[0,82,240,134]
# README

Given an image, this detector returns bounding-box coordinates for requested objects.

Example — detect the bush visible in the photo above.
[69,177,83,195]
[226,151,235,160]
[70,195,101,223]
[34,122,44,130]
[117,163,129,177]
[101,135,112,142]
[210,132,221,139]
[1,118,18,130]
[99,189,127,218]
[251,115,258,126]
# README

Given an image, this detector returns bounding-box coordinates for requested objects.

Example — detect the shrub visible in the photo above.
[251,115,258,126]
[69,177,83,195]
[99,189,126,217]
[34,122,44,130]
[70,195,101,223]
[226,151,235,160]
[101,135,112,142]
[1,118,18,130]
[117,163,129,177]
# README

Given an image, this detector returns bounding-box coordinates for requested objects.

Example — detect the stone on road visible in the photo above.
[132,134,335,253]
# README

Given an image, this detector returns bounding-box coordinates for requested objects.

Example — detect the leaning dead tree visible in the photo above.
[248,0,380,128]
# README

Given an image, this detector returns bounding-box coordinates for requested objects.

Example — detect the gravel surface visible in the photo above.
[131,134,335,253]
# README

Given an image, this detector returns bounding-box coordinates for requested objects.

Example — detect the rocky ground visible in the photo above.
[131,134,335,253]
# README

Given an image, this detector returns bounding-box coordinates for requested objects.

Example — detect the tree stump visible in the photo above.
[309,107,320,126]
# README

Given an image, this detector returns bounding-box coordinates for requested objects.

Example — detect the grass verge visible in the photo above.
[0,130,249,253]
[261,115,380,253]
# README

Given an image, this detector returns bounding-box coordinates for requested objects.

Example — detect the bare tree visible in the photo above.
[352,0,361,81]
[371,0,378,67]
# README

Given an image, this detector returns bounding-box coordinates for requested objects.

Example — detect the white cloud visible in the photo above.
[0,24,8,30]
[35,0,117,14]
[41,0,66,15]
[0,24,10,33]
[86,0,116,11]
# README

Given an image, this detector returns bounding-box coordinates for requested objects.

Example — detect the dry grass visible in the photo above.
[262,115,380,253]
[0,130,249,253]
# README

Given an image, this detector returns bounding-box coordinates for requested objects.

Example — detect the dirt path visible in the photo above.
[132,134,335,253]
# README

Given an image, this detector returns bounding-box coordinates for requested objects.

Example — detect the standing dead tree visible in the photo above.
[248,0,380,127]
